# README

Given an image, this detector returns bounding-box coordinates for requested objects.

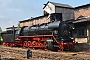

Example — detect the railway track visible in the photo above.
[0,45,90,60]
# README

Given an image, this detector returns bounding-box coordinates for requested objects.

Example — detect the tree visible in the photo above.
[0,27,2,33]
[0,27,2,42]
[17,22,20,28]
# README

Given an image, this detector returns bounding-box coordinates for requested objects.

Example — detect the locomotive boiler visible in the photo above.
[1,13,76,51]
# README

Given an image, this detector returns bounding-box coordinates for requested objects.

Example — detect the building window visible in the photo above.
[75,9,79,12]
[77,28,86,37]
[84,7,88,10]
[78,29,84,36]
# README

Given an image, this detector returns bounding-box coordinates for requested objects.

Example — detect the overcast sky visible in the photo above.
[0,0,90,31]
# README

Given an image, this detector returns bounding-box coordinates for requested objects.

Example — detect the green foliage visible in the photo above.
[0,27,2,41]
[0,27,2,33]
[0,36,1,41]
[18,22,20,28]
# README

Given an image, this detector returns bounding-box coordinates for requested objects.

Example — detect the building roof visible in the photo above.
[43,1,73,9]
[19,14,48,23]
[6,26,17,29]
[73,17,90,23]
[75,3,90,9]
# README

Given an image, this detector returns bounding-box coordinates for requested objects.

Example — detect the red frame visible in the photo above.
[3,34,75,51]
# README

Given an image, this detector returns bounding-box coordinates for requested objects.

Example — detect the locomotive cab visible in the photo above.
[15,29,21,38]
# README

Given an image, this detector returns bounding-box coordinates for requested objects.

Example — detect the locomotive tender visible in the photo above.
[1,13,76,51]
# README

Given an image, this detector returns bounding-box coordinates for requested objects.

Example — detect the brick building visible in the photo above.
[20,15,49,27]
[73,3,90,43]
[74,3,90,19]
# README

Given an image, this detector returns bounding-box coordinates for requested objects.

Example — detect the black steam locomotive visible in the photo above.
[1,13,76,51]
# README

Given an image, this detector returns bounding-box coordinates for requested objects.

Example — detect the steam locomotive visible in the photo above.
[1,13,76,51]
